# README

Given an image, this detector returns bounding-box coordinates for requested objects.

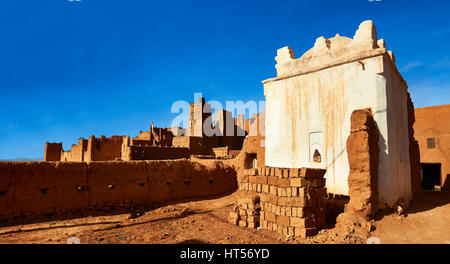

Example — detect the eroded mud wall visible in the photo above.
[0,160,237,220]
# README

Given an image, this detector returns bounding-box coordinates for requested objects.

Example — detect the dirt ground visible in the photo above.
[0,190,449,244]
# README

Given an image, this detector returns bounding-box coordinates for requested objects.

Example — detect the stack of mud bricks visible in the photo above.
[229,194,260,228]
[233,167,327,238]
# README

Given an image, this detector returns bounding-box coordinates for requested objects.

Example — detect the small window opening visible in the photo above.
[427,138,436,149]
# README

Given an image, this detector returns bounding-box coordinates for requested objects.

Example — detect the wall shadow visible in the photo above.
[0,190,236,229]
[405,190,450,214]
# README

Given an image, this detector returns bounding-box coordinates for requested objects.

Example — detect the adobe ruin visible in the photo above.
[44,97,258,162]
[414,104,450,191]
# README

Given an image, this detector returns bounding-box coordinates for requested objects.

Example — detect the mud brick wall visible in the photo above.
[0,160,237,221]
[44,143,62,161]
[92,136,123,161]
[230,167,326,238]
[213,147,229,158]
[128,146,190,160]
[346,109,379,218]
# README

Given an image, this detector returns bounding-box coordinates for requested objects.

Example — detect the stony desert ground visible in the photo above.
[0,190,449,244]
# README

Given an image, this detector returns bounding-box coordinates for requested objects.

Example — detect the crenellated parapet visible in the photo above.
[266,20,397,83]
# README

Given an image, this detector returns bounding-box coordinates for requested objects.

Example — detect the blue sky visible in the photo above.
[0,0,449,159]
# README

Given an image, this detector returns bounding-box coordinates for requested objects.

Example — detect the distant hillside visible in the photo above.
[0,157,43,162]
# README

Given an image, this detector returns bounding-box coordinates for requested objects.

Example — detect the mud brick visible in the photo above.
[297,207,316,218]
[286,207,292,217]
[288,226,295,236]
[291,187,298,197]
[293,197,307,207]
[248,222,258,228]
[241,174,249,183]
[229,217,239,225]
[269,185,277,195]
[299,168,323,178]
[261,202,268,211]
[274,205,279,215]
[241,203,248,210]
[278,187,287,197]
[256,176,267,184]
[262,201,269,210]
[229,212,239,219]
[267,176,278,186]
[260,211,265,219]
[248,215,260,222]
[271,204,277,214]
[262,184,269,193]
[272,223,278,232]
[316,169,326,178]
[278,197,299,207]
[289,168,300,177]
[292,207,297,217]
[256,184,261,193]
[239,209,247,216]
[282,168,289,178]
[261,220,268,229]
[280,206,286,216]
[294,227,317,238]
[281,226,288,236]
[314,178,326,188]
[240,215,248,221]
[290,217,316,228]
[286,187,292,197]
[265,211,276,222]
[277,197,287,206]
[277,225,284,235]
[290,178,306,187]
[253,183,258,191]
[267,197,277,208]
[258,167,264,176]
[260,194,269,203]
[315,188,327,198]
[299,187,312,197]
[278,178,290,188]
[238,220,247,227]
[274,168,282,178]
[248,176,257,183]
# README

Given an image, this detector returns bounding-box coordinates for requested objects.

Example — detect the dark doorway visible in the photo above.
[421,163,441,190]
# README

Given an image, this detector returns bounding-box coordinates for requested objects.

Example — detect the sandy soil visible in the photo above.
[0,190,449,244]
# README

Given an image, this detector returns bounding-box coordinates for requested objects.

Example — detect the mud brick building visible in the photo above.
[414,104,450,190]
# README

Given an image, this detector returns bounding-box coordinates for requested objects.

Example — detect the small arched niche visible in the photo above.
[313,149,321,163]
